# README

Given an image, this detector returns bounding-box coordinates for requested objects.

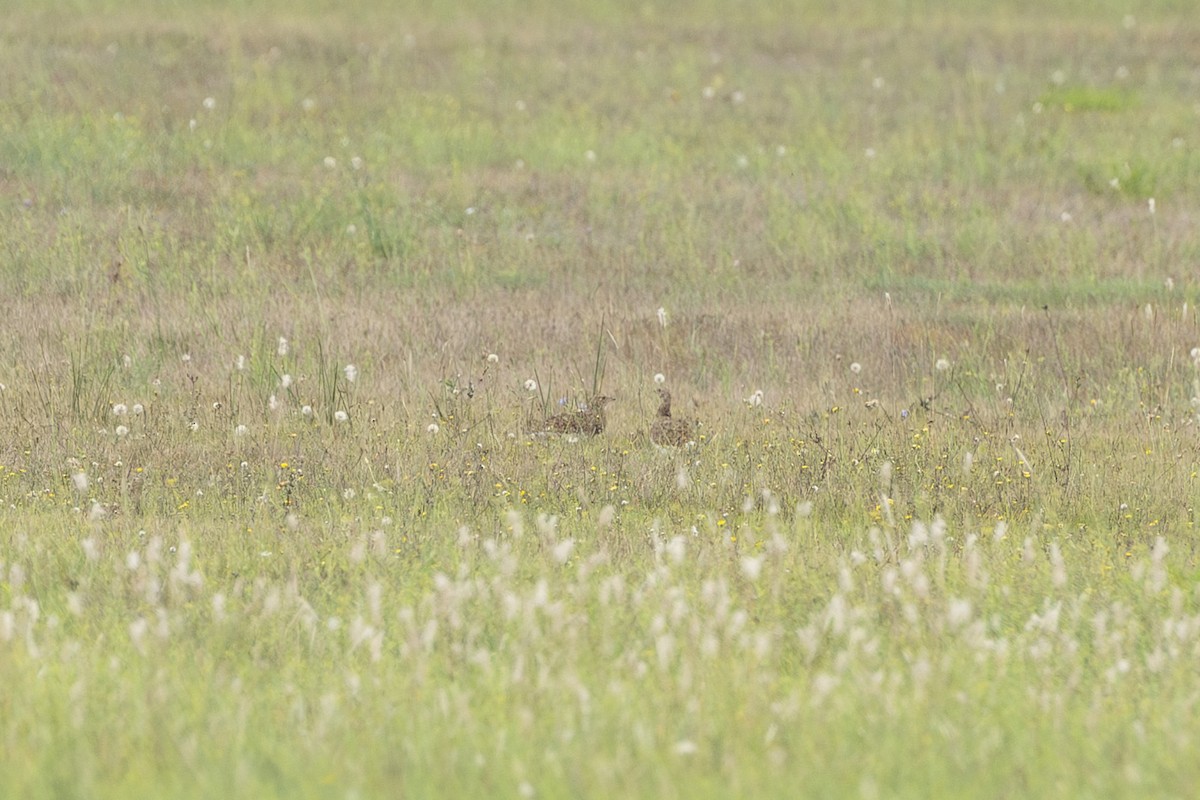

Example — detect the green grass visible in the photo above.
[2,1,1200,797]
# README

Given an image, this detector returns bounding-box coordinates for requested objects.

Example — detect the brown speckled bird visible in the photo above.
[650,388,696,448]
[543,395,615,436]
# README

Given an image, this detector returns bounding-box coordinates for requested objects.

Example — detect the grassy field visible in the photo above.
[3,1,1200,797]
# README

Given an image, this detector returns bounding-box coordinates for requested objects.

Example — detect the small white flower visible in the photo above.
[427,423,440,434]
[112,403,128,416]
[524,379,538,392]
[334,410,349,423]
[486,353,499,364]
[202,96,216,110]
[654,373,666,385]
[935,358,951,372]
[115,425,129,437]
[235,354,246,370]
[323,156,337,169]
[277,337,289,356]
[344,364,358,383]
[268,394,280,411]
[849,362,862,374]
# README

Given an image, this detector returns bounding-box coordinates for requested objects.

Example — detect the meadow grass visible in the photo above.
[2,1,1200,797]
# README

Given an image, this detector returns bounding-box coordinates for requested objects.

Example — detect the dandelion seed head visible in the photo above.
[584,149,596,162]
[72,472,89,493]
[115,425,129,437]
[350,156,363,170]
[112,403,128,416]
[654,373,666,385]
[344,364,358,382]
[301,405,313,417]
[849,362,862,374]
[268,394,279,411]
[234,424,249,436]
[486,353,499,364]
[1148,197,1156,214]
[427,423,440,434]
[132,403,144,415]
[334,410,349,423]
[524,379,538,392]
[323,156,337,169]
[280,374,293,389]
[552,538,575,564]
[277,337,289,356]
[202,96,216,110]
[935,358,951,372]
[235,354,246,371]
[741,555,764,581]
[301,97,316,111]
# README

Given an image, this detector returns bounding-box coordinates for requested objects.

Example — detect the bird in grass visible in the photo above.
[650,388,696,448]
[542,395,615,436]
